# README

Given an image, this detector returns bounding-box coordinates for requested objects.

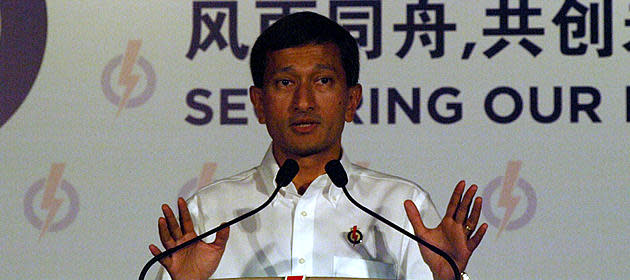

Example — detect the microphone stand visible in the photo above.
[139,159,298,280]
[326,160,462,280]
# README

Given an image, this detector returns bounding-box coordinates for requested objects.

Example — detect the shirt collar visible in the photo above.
[259,145,282,197]
[327,148,354,205]
[258,145,355,206]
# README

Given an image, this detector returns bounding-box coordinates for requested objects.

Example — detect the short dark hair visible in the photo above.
[250,11,359,88]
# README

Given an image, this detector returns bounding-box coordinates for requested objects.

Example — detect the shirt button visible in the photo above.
[301,211,307,217]
[299,258,305,264]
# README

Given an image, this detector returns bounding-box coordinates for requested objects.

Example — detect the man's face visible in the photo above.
[250,42,361,158]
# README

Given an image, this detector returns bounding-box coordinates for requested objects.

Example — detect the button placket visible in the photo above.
[290,187,318,275]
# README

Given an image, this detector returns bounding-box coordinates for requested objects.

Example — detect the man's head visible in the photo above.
[249,12,362,161]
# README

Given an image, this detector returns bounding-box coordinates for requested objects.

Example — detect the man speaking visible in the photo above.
[150,12,486,280]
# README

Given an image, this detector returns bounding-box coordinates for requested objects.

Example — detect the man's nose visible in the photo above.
[292,82,316,112]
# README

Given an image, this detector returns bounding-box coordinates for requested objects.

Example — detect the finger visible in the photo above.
[445,180,466,219]
[177,197,195,235]
[212,226,230,249]
[465,197,482,232]
[148,244,162,256]
[149,244,172,268]
[158,217,176,249]
[455,184,477,224]
[468,223,488,251]
[162,204,183,240]
[404,200,429,237]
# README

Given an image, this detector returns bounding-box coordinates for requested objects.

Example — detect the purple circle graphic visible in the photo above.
[101,55,156,108]
[178,177,199,201]
[481,176,537,231]
[23,178,80,232]
[0,1,47,128]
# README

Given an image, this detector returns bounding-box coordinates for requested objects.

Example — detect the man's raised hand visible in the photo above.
[149,198,229,280]
[404,181,487,280]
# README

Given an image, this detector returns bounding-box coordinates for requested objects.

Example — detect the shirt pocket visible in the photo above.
[333,256,396,279]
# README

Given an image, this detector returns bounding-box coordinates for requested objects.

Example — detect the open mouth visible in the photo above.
[293,122,317,127]
[290,119,320,132]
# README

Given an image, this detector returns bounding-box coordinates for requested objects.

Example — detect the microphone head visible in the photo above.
[275,159,299,187]
[325,160,348,187]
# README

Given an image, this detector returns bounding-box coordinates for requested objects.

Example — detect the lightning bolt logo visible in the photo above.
[347,225,363,245]
[351,225,359,241]
[40,163,65,240]
[177,163,218,200]
[497,160,522,238]
[116,40,142,117]
[196,162,217,191]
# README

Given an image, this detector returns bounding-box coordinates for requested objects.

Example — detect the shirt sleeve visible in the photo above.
[398,190,441,280]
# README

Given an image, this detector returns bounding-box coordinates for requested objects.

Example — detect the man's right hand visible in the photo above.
[149,197,229,280]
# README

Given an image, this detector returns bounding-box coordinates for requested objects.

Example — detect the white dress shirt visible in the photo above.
[157,147,441,279]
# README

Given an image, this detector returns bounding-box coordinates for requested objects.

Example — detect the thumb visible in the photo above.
[212,226,230,249]
[149,244,172,268]
[404,200,429,237]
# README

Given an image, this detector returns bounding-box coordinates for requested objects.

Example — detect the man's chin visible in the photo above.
[284,142,331,158]
[290,146,324,157]
[272,137,337,158]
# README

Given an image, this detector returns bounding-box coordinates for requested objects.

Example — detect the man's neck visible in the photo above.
[272,143,342,195]
[292,155,331,195]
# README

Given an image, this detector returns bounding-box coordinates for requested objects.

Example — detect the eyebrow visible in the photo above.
[272,64,337,75]
[314,64,336,72]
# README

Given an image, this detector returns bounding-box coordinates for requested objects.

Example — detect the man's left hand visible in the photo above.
[404,180,487,280]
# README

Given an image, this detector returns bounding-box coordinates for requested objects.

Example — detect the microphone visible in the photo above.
[275,159,300,187]
[324,160,462,280]
[139,159,299,280]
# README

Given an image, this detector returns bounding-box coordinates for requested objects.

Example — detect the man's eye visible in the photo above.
[278,79,292,86]
[319,78,331,84]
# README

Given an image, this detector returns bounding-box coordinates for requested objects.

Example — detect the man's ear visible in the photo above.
[344,83,362,122]
[249,85,266,124]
